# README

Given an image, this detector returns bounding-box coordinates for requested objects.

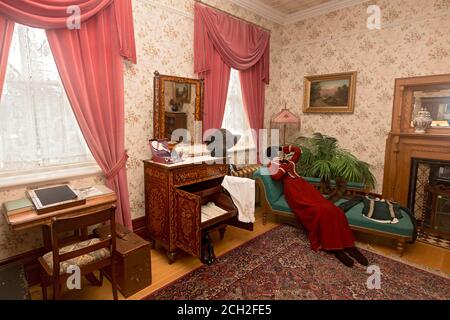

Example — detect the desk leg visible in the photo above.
[42,225,52,252]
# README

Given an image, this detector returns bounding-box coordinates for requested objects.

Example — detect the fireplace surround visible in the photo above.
[408,158,450,239]
[383,74,450,241]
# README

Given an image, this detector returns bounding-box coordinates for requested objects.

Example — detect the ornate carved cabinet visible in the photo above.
[144,157,252,263]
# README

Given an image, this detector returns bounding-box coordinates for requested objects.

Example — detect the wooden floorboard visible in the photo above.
[29,210,449,300]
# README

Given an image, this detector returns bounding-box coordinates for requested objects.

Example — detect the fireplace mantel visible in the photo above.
[383,132,450,205]
[382,74,450,205]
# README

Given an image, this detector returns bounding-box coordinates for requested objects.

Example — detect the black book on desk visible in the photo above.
[27,184,86,215]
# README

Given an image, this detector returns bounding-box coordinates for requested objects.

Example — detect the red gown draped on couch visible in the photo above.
[269,146,355,251]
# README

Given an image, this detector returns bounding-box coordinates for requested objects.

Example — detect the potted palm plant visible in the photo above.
[294,133,376,200]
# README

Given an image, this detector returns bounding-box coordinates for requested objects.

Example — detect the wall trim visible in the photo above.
[228,0,285,24]
[229,0,368,25]
[284,0,368,25]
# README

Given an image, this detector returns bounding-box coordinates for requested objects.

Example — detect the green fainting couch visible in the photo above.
[253,167,415,255]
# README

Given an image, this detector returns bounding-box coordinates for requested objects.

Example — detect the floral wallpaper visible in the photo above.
[1,0,448,261]
[277,0,450,192]
[0,0,283,261]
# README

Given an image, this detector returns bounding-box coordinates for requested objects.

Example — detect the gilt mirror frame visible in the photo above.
[153,71,203,139]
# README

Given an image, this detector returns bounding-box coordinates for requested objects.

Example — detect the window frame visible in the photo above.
[0,161,101,190]
[0,25,99,187]
[221,69,255,152]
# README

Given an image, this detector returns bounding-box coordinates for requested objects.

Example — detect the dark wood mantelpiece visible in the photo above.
[382,74,450,205]
[383,133,450,205]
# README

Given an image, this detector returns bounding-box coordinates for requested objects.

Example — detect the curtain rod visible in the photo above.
[194,0,272,33]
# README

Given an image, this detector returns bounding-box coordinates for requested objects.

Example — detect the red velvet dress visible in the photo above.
[269,146,355,251]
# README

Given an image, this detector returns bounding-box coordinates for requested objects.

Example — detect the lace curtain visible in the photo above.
[0,24,93,172]
[222,69,255,148]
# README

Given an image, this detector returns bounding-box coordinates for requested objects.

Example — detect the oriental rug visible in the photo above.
[145,225,450,300]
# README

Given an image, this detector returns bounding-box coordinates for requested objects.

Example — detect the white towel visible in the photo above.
[221,175,255,223]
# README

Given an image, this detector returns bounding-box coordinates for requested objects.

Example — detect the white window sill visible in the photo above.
[228,145,256,153]
[0,163,102,190]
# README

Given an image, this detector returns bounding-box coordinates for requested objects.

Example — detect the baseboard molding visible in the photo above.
[0,216,149,287]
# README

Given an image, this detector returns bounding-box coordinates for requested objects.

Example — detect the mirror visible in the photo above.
[413,88,450,128]
[153,71,203,144]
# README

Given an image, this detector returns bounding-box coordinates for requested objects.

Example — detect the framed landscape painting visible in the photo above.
[303,72,357,114]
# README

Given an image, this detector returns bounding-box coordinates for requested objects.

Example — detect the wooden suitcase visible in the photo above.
[95,224,152,298]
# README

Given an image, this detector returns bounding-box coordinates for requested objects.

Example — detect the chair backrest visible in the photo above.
[50,207,116,278]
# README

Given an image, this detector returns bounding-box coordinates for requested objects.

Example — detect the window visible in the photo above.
[221,69,255,149]
[0,24,94,173]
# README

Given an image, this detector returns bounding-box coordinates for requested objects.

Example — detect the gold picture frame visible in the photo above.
[303,71,357,114]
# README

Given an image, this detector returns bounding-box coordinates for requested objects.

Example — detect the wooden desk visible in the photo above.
[3,187,117,251]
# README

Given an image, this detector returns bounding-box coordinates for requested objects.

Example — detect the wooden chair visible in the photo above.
[38,207,118,300]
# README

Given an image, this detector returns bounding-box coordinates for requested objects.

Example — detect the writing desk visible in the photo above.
[3,186,117,251]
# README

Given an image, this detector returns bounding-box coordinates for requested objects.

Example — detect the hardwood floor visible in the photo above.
[29,209,449,300]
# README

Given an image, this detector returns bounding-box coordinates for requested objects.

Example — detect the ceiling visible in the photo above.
[229,0,367,25]
[257,0,333,15]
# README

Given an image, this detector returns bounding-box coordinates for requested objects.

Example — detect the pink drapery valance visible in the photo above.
[0,0,136,62]
[194,3,269,162]
[194,3,270,83]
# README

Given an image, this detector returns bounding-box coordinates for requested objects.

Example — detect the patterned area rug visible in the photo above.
[418,230,450,251]
[146,225,450,300]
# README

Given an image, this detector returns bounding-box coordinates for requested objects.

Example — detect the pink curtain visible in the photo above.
[46,6,131,228]
[0,15,14,99]
[113,0,136,63]
[202,49,231,132]
[239,63,266,162]
[0,0,136,228]
[0,0,136,62]
[194,3,270,149]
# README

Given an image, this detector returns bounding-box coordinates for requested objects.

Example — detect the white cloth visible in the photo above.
[201,202,228,223]
[221,175,255,223]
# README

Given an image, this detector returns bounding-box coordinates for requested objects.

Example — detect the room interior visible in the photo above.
[0,0,449,301]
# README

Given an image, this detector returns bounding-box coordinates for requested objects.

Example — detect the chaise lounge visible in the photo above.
[254,167,415,255]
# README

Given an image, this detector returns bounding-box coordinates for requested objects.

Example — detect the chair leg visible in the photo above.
[99,270,104,286]
[110,255,118,300]
[41,276,48,300]
[52,281,60,300]
[41,285,48,300]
